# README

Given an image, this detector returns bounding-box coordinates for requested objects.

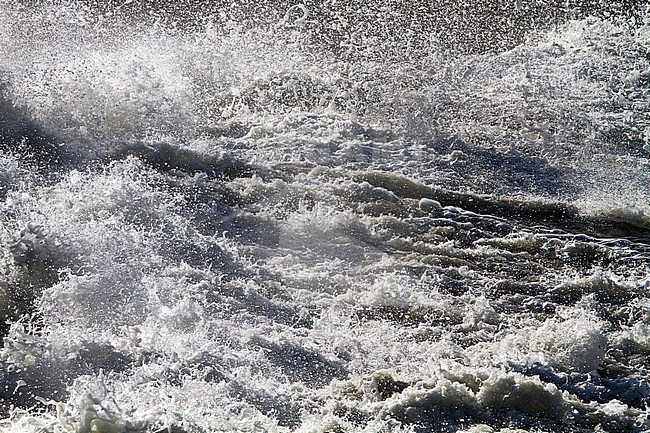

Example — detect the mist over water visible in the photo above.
[0,1,649,432]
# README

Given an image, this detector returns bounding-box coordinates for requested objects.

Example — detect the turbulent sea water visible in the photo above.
[1,1,650,432]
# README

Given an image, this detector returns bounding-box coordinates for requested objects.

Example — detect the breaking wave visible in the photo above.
[0,1,649,432]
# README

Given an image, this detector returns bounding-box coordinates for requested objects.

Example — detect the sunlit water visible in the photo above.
[0,1,649,432]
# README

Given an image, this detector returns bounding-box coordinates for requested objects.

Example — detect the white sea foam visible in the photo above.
[0,1,648,433]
